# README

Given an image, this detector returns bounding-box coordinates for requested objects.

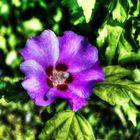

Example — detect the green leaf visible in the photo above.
[97,0,140,64]
[39,111,95,140]
[94,79,140,105]
[20,17,43,37]
[94,66,140,106]
[118,33,140,64]
[8,34,18,49]
[62,0,85,25]
[94,65,140,125]
[132,0,140,16]
[6,50,20,68]
[122,102,137,126]
[94,80,130,106]
[77,0,96,23]
[97,21,140,64]
[0,1,10,16]
[126,82,140,106]
[0,35,7,53]
[97,23,123,64]
[132,69,140,82]
[112,0,129,23]
[137,34,140,46]
[104,65,131,81]
[23,18,43,31]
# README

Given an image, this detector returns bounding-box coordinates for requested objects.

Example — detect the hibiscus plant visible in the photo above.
[0,0,140,139]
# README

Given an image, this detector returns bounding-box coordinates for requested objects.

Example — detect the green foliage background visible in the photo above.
[0,0,140,139]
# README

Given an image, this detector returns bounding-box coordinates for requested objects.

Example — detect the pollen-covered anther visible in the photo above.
[48,69,70,88]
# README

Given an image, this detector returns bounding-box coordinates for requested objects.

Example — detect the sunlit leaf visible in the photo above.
[8,34,18,49]
[94,65,140,125]
[112,0,129,23]
[97,23,123,64]
[122,102,137,126]
[132,69,140,82]
[97,21,140,64]
[137,34,140,46]
[5,50,21,68]
[97,0,140,65]
[77,0,96,23]
[53,8,62,22]
[94,80,130,106]
[62,0,85,25]
[95,79,140,105]
[118,33,140,64]
[104,65,131,82]
[12,0,21,7]
[133,0,140,16]
[39,111,95,140]
[94,66,140,105]
[23,18,43,32]
[0,1,10,16]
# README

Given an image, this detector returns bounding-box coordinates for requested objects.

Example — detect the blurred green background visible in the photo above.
[0,0,140,139]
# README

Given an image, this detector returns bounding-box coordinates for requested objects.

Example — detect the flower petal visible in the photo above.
[72,62,104,82]
[22,77,54,106]
[34,95,54,106]
[67,96,87,111]
[57,31,98,72]
[68,62,104,98]
[47,88,87,111]
[68,81,94,98]
[20,60,53,106]
[20,59,46,78]
[20,30,59,68]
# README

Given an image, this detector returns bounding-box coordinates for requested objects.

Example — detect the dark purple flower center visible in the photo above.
[46,64,73,90]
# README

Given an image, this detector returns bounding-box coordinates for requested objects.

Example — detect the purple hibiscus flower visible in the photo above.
[20,30,104,111]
